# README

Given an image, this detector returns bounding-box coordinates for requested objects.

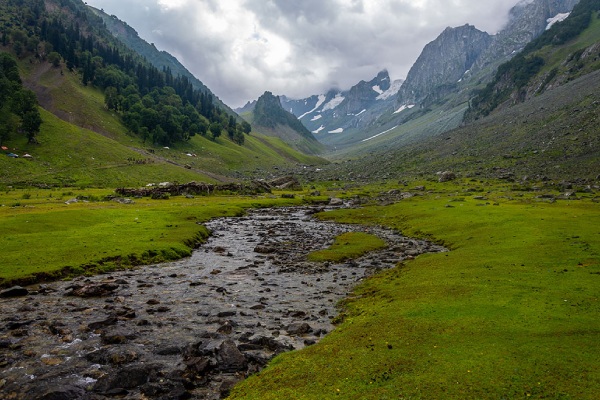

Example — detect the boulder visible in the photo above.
[285,322,312,335]
[66,282,119,297]
[268,175,302,191]
[0,286,29,298]
[93,363,162,393]
[329,198,344,206]
[438,171,457,182]
[216,339,247,372]
[30,384,87,400]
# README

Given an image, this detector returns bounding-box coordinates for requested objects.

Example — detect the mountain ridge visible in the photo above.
[242,91,324,155]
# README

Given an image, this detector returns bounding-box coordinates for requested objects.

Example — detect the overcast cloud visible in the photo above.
[85,0,522,108]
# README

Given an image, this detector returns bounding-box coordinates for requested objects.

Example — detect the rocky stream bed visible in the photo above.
[0,206,446,399]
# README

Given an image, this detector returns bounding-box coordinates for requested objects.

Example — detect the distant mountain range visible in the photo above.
[243,92,324,155]
[238,0,583,152]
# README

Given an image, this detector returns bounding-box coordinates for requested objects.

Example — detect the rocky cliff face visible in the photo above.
[472,0,581,74]
[395,0,580,109]
[396,24,492,107]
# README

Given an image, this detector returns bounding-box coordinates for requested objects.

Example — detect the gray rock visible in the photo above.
[216,339,247,372]
[0,286,29,298]
[30,384,88,400]
[93,363,162,392]
[286,322,312,335]
[439,171,457,182]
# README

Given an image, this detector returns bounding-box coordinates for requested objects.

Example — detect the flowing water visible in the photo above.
[0,206,445,399]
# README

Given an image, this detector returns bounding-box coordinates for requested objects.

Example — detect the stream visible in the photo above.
[0,206,446,399]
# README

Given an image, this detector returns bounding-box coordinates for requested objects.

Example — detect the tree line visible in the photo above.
[0,52,42,146]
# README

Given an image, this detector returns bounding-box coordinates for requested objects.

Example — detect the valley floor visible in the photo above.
[1,180,599,399]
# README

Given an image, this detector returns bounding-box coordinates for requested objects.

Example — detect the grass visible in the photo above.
[228,180,600,399]
[0,60,327,189]
[0,189,302,286]
[308,232,387,263]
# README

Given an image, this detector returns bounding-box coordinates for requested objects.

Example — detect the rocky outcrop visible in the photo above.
[115,180,272,198]
[472,0,581,75]
[396,24,492,107]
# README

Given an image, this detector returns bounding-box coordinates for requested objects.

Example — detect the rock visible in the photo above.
[217,311,237,318]
[254,245,276,254]
[66,282,119,297]
[438,171,457,182]
[155,345,183,356]
[184,356,212,374]
[93,363,162,392]
[216,339,247,372]
[329,197,344,206]
[88,316,118,331]
[238,336,293,353]
[141,381,190,399]
[268,175,302,191]
[0,286,29,298]
[30,384,87,400]
[100,327,137,345]
[111,197,134,204]
[285,322,312,335]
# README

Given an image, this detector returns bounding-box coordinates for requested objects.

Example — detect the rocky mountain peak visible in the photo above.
[396,24,492,107]
[472,0,581,73]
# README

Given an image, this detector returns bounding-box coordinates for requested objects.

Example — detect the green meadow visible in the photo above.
[1,180,598,399]
[0,188,301,285]
[229,181,600,399]
[308,232,387,263]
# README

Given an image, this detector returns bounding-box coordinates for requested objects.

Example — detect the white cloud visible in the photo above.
[85,0,521,108]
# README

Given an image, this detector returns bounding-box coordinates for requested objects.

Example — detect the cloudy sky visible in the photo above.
[85,0,523,108]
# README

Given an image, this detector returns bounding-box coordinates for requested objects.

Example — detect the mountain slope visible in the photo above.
[244,91,324,155]
[323,0,583,155]
[265,70,404,147]
[395,24,492,108]
[302,68,599,183]
[0,0,326,187]
[89,7,239,119]
[466,0,600,120]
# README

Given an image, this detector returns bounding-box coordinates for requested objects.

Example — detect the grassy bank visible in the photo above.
[308,232,387,263]
[229,181,600,399]
[0,188,302,286]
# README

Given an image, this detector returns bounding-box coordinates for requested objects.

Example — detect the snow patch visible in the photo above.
[546,13,570,30]
[377,79,404,100]
[372,85,384,95]
[312,125,325,134]
[394,104,415,114]
[362,126,399,142]
[322,94,345,111]
[328,128,344,134]
[298,94,327,120]
[311,114,322,121]
[347,109,367,117]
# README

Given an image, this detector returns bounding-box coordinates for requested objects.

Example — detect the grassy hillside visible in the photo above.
[0,60,325,188]
[230,180,600,399]
[466,7,600,120]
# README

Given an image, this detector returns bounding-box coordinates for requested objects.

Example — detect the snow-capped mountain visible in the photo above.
[279,70,404,140]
